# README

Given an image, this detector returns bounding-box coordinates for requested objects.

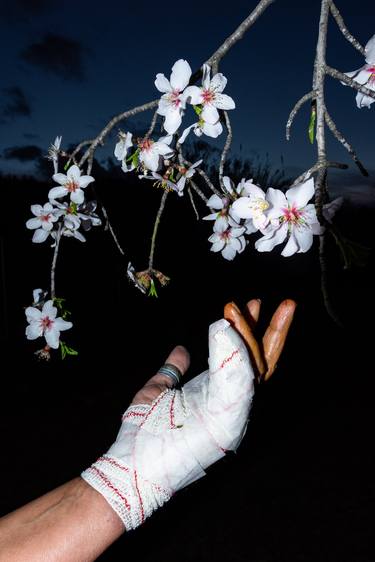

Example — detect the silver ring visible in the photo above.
[157,363,182,386]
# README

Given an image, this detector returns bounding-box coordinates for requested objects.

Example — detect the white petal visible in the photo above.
[67,165,81,182]
[142,151,159,172]
[71,189,84,205]
[54,317,73,331]
[207,194,223,210]
[32,229,50,243]
[52,172,67,185]
[356,90,375,108]
[181,86,202,105]
[243,183,265,199]
[265,188,287,220]
[203,212,219,221]
[210,73,227,93]
[202,120,223,138]
[223,176,234,194]
[48,186,67,200]
[201,104,220,124]
[158,134,173,146]
[25,306,42,321]
[155,73,171,93]
[214,215,228,233]
[26,323,43,340]
[208,232,220,243]
[211,240,225,252]
[294,226,314,253]
[231,197,255,219]
[202,64,211,90]
[43,300,57,319]
[170,59,192,91]
[45,327,60,349]
[43,203,54,213]
[222,245,236,260]
[214,93,235,110]
[365,34,375,64]
[244,219,258,234]
[73,230,86,242]
[230,226,246,238]
[255,223,288,252]
[154,141,174,156]
[30,204,43,216]
[178,124,195,144]
[163,109,182,135]
[281,232,299,257]
[78,175,95,188]
[286,177,314,208]
[26,217,42,230]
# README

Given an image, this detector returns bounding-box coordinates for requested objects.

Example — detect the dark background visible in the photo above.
[1,0,375,560]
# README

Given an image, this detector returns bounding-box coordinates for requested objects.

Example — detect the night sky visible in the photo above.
[1,0,375,202]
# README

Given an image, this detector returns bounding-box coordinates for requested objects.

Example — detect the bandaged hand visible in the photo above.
[81,299,296,531]
[82,318,253,530]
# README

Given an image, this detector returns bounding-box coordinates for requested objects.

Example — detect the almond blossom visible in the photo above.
[209,226,246,260]
[183,64,235,124]
[175,159,203,196]
[178,117,223,143]
[344,34,375,108]
[25,300,72,349]
[255,178,322,257]
[26,203,58,243]
[47,135,62,174]
[49,165,94,204]
[203,192,233,233]
[114,131,135,172]
[231,179,270,229]
[138,135,174,172]
[155,59,192,134]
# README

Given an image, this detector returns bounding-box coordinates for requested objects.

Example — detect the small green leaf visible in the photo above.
[60,341,78,359]
[148,279,158,298]
[64,162,70,171]
[308,105,316,144]
[193,105,203,116]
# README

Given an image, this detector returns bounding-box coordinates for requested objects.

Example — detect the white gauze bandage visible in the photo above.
[81,318,255,530]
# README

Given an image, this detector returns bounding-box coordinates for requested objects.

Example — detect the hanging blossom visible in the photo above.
[25,299,72,349]
[143,171,179,193]
[203,191,233,233]
[183,63,235,124]
[47,135,62,174]
[26,203,58,243]
[52,201,102,232]
[343,34,375,108]
[49,165,95,204]
[208,225,246,261]
[178,116,223,143]
[175,159,202,196]
[255,178,322,257]
[138,135,174,172]
[231,179,270,230]
[114,132,135,172]
[155,59,192,134]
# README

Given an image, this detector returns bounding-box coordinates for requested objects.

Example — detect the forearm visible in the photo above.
[0,478,124,562]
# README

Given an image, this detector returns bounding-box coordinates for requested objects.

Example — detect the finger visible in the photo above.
[243,298,261,330]
[224,301,266,379]
[131,345,190,405]
[262,299,297,381]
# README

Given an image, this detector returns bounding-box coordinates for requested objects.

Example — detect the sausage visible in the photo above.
[262,299,297,381]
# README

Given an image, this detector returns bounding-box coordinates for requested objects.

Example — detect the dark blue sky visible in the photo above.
[1,0,374,201]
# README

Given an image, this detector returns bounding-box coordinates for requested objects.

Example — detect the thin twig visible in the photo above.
[145,110,159,139]
[329,2,365,55]
[319,233,343,327]
[148,190,169,270]
[219,111,233,193]
[51,225,62,299]
[292,160,347,186]
[286,90,316,140]
[68,140,94,166]
[324,110,368,176]
[205,0,275,74]
[189,179,208,203]
[101,206,126,256]
[187,187,200,219]
[325,65,375,102]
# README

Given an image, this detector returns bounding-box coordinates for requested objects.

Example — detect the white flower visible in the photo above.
[138,135,174,172]
[183,64,235,124]
[203,192,233,232]
[209,226,246,261]
[155,59,192,134]
[344,34,375,108]
[26,203,58,243]
[32,288,47,305]
[178,117,223,143]
[142,172,179,193]
[25,300,72,349]
[255,178,322,257]
[49,165,94,204]
[231,180,269,229]
[175,160,203,196]
[114,132,135,173]
[47,135,62,174]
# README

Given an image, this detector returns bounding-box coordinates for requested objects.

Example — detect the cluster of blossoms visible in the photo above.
[25,138,102,355]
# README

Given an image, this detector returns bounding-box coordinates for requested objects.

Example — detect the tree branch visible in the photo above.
[50,225,62,299]
[286,90,316,140]
[329,1,365,55]
[145,109,160,139]
[148,190,169,270]
[324,109,368,176]
[291,160,348,187]
[189,179,208,203]
[101,206,126,257]
[187,186,200,219]
[325,65,375,101]
[219,111,233,192]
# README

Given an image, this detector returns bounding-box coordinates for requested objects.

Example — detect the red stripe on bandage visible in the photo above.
[122,411,146,421]
[134,470,145,523]
[212,348,240,374]
[89,466,130,510]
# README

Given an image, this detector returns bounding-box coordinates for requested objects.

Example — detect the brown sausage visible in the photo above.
[244,298,261,331]
[224,301,266,378]
[262,299,297,381]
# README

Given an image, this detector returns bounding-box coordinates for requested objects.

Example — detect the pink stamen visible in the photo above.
[202,89,215,104]
[138,138,153,152]
[282,206,302,223]
[66,180,78,193]
[169,90,181,107]
[41,214,51,222]
[40,316,54,330]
